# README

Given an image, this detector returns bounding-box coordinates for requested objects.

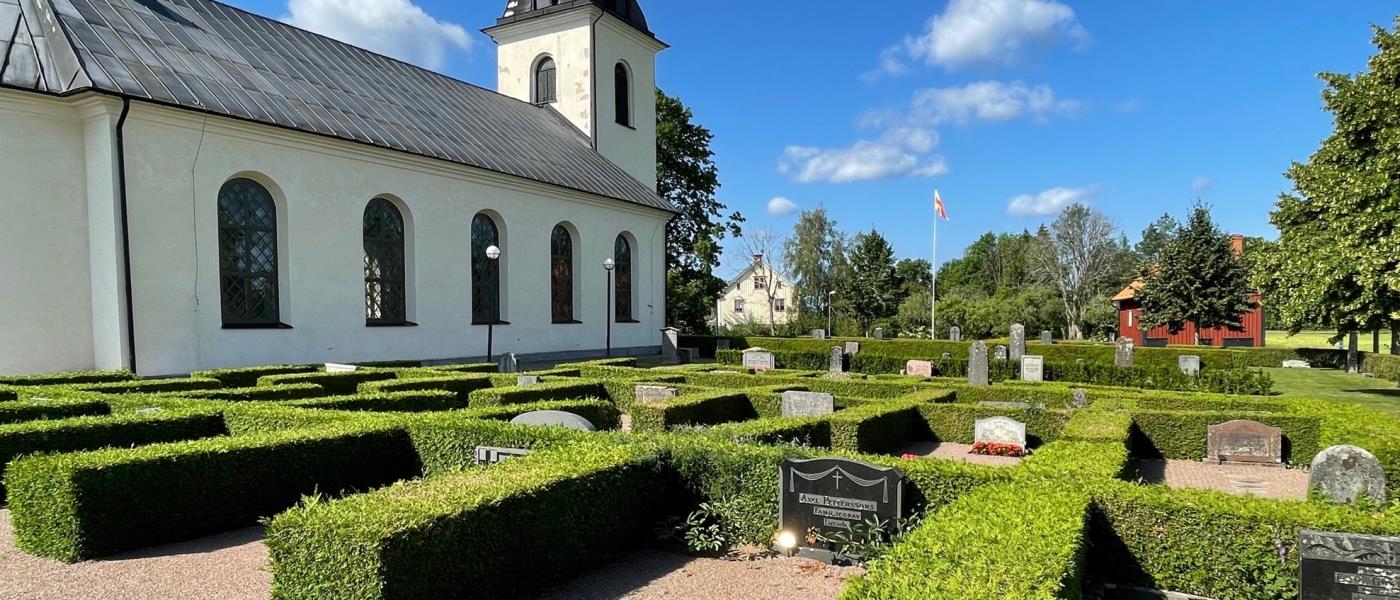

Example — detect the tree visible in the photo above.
[894,258,933,296]
[1137,204,1253,343]
[782,207,848,319]
[1136,213,1181,266]
[656,89,743,333]
[841,230,900,334]
[737,228,788,335]
[1255,20,1400,352]
[1029,204,1126,340]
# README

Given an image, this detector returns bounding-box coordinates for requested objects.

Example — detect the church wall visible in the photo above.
[495,11,596,139]
[0,90,97,374]
[121,104,668,376]
[593,16,661,190]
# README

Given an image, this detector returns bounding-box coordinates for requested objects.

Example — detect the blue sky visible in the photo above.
[232,0,1398,277]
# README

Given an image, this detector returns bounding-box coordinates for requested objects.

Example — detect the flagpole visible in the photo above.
[931,190,938,340]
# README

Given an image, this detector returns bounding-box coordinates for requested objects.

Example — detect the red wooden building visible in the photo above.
[1112,235,1266,348]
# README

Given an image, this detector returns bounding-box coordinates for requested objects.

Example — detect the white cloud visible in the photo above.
[1114,99,1144,113]
[1191,177,1214,193]
[873,0,1087,75]
[1008,186,1097,216]
[904,81,1079,125]
[779,127,948,184]
[767,197,799,216]
[285,0,472,70]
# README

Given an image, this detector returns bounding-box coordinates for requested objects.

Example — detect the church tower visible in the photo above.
[486,1,666,191]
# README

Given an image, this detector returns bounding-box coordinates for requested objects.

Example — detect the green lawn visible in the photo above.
[1265,367,1400,418]
[1267,329,1394,350]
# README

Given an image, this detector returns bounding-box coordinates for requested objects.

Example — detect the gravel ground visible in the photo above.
[0,509,271,600]
[899,441,1024,467]
[538,549,864,600]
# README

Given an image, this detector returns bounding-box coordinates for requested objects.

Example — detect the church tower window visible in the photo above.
[614,62,632,127]
[534,56,557,104]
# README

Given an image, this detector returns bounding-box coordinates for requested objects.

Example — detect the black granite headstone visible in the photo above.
[1301,530,1400,599]
[778,457,904,563]
[474,446,533,465]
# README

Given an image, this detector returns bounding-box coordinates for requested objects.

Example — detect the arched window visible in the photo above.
[614,234,633,321]
[614,62,632,127]
[472,213,501,324]
[551,225,574,323]
[534,57,557,104]
[364,198,407,325]
[218,178,280,326]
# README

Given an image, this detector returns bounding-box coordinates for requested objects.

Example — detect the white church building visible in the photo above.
[0,0,673,376]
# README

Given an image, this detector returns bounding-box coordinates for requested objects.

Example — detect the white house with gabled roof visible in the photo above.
[714,255,797,330]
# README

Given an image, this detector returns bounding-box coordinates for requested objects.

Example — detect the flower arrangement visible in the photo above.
[971,441,1026,457]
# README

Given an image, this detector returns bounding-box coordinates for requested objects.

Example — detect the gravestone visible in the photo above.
[1069,389,1089,409]
[1283,359,1312,369]
[325,363,358,373]
[905,360,933,378]
[975,416,1027,448]
[1349,332,1360,373]
[781,391,836,418]
[812,329,827,340]
[678,348,698,364]
[1301,530,1400,599]
[822,372,854,380]
[1009,324,1026,360]
[994,345,1008,361]
[742,348,776,372]
[949,326,962,342]
[1179,355,1201,376]
[1109,333,1117,343]
[516,375,540,386]
[1020,355,1045,383]
[634,385,679,404]
[968,341,989,386]
[661,327,681,364]
[715,338,732,351]
[844,341,861,355]
[1206,420,1283,465]
[777,457,905,563]
[1115,338,1135,368]
[474,446,533,465]
[829,347,846,373]
[498,352,520,373]
[510,410,597,432]
[1310,445,1387,505]
[1041,330,1053,345]
[873,328,884,340]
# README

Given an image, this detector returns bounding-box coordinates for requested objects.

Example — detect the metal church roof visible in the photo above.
[0,0,674,213]
[497,0,652,37]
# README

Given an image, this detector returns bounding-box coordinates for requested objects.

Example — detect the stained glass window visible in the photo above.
[472,213,501,324]
[551,225,574,322]
[364,199,407,324]
[218,178,280,326]
[614,234,633,321]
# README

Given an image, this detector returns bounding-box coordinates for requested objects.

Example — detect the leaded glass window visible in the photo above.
[614,234,633,321]
[364,199,407,325]
[472,213,501,324]
[614,63,632,126]
[218,178,280,326]
[551,225,574,323]
[534,57,556,104]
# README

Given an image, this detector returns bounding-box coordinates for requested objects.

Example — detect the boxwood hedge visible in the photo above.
[191,365,317,388]
[73,378,225,395]
[0,371,135,386]
[467,380,610,408]
[629,391,755,432]
[0,398,110,425]
[281,390,464,413]
[6,424,422,561]
[266,444,668,600]
[918,404,1070,448]
[159,383,327,402]
[258,371,397,395]
[462,399,621,430]
[1129,410,1322,464]
[359,375,493,401]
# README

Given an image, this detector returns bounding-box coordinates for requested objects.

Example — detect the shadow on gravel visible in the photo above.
[100,527,265,562]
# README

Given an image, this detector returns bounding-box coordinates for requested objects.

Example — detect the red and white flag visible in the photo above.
[934,189,949,221]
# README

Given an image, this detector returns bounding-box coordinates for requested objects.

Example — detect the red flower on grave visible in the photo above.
[901,453,919,460]
[971,441,1026,457]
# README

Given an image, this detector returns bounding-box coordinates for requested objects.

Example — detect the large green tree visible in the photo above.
[656,90,743,333]
[1135,213,1181,266]
[841,230,900,334]
[1137,204,1253,342]
[781,206,848,319]
[1256,20,1400,351]
[1029,205,1131,340]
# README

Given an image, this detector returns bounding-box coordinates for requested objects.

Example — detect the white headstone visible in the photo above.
[325,363,358,373]
[975,416,1027,447]
[1020,355,1045,382]
[742,348,776,372]
[781,391,836,418]
[1179,355,1201,376]
[510,410,596,431]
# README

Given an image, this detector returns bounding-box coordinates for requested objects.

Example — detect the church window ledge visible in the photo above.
[367,321,419,328]
[222,323,294,330]
[472,320,512,327]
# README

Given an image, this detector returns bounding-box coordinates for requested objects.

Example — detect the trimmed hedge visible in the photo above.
[361,375,494,401]
[463,399,622,430]
[423,362,497,374]
[0,411,227,500]
[6,424,422,561]
[258,371,397,395]
[0,371,135,386]
[0,388,16,402]
[829,400,927,454]
[1129,410,1322,464]
[0,398,110,425]
[74,378,224,395]
[282,391,464,413]
[266,444,667,600]
[160,383,327,402]
[629,391,755,432]
[841,481,1090,600]
[192,365,317,388]
[467,380,610,408]
[918,404,1071,447]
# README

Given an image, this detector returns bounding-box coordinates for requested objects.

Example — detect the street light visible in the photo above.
[827,290,836,338]
[485,245,501,363]
[604,258,616,358]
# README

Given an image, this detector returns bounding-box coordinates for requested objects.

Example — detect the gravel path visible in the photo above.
[0,509,271,600]
[1131,459,1309,500]
[538,549,864,600]
[899,441,1024,467]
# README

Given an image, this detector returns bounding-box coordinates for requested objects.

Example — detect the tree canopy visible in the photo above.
[1137,204,1253,339]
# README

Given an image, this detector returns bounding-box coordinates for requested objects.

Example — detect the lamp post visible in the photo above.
[827,290,836,337]
[485,245,501,363]
[604,258,616,357]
